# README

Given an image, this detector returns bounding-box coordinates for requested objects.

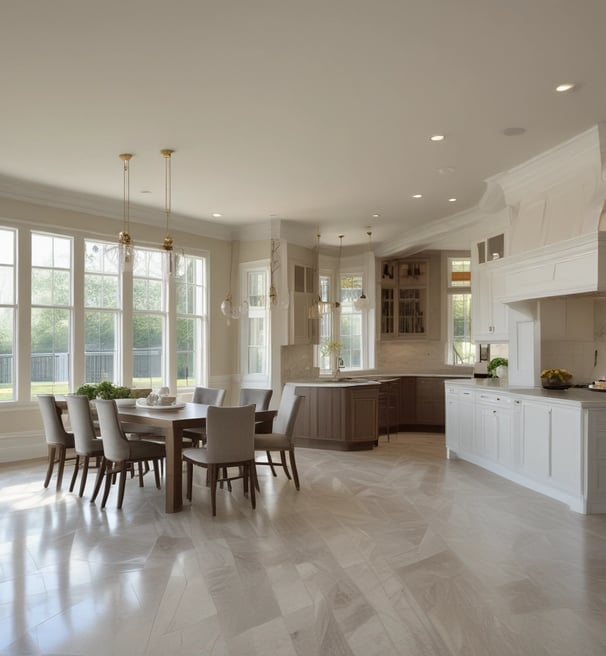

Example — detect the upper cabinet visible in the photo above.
[380,259,428,338]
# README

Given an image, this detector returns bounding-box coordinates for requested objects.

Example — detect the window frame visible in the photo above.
[445,254,473,366]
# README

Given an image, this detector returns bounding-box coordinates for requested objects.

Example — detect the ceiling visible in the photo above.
[1,1,606,252]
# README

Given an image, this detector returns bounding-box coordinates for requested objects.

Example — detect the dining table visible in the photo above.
[57,398,276,513]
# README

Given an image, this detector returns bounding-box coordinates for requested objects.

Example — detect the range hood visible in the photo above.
[481,124,606,304]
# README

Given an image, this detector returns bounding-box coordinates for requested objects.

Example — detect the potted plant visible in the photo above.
[488,357,508,379]
[75,381,133,402]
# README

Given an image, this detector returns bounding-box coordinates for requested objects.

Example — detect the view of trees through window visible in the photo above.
[0,225,208,401]
[448,257,474,365]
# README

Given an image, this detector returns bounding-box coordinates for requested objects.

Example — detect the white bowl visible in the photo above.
[115,398,136,407]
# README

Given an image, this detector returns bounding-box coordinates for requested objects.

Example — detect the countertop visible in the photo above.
[289,372,472,387]
[446,377,606,407]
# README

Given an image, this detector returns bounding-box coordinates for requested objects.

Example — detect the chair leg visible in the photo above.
[186,461,193,501]
[55,446,66,491]
[153,459,161,489]
[209,465,218,517]
[91,458,106,503]
[101,464,114,509]
[69,455,80,492]
[253,463,260,492]
[288,448,300,490]
[279,450,292,480]
[243,465,249,497]
[138,461,145,487]
[249,462,256,510]
[266,451,278,477]
[78,456,90,497]
[117,466,128,509]
[44,446,56,488]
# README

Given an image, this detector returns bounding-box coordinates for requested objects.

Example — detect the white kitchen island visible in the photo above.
[445,379,606,514]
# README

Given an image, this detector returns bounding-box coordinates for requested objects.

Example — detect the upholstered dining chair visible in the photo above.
[94,399,165,509]
[183,404,256,516]
[37,394,76,491]
[239,388,273,410]
[65,394,106,498]
[254,385,303,490]
[182,386,226,447]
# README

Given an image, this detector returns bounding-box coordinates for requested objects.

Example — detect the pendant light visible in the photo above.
[269,238,279,307]
[334,234,344,311]
[353,230,372,311]
[118,153,134,272]
[161,149,176,278]
[220,241,245,323]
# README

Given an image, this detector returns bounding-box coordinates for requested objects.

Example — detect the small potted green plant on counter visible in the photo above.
[488,357,508,379]
[75,381,134,405]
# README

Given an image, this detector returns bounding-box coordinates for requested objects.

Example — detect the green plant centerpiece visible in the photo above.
[75,381,133,400]
[488,357,508,378]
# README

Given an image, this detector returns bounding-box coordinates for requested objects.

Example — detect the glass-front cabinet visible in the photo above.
[380,259,427,338]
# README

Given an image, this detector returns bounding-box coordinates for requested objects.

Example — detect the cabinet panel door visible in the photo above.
[416,377,445,425]
[522,402,551,480]
[550,406,582,494]
[459,398,474,452]
[445,392,459,451]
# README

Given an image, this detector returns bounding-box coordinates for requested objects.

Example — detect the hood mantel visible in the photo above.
[482,124,606,259]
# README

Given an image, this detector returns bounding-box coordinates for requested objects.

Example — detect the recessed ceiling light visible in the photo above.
[438,167,455,175]
[430,134,445,142]
[211,213,222,218]
[412,194,423,199]
[503,127,526,136]
[448,197,457,203]
[140,190,152,194]
[556,82,576,93]
[372,213,380,218]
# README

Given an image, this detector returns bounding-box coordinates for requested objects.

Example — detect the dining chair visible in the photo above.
[254,385,303,490]
[37,394,76,491]
[182,386,227,447]
[94,399,165,509]
[183,404,256,516]
[65,394,106,498]
[240,388,273,410]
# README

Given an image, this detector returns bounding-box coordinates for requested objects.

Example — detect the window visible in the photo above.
[84,240,120,384]
[132,248,166,389]
[175,254,207,388]
[318,274,333,372]
[339,274,363,369]
[31,232,73,396]
[241,263,270,385]
[0,228,16,401]
[447,257,473,365]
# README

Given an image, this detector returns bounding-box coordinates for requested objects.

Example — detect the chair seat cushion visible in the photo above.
[254,433,290,450]
[79,438,105,457]
[128,440,165,460]
[182,447,209,465]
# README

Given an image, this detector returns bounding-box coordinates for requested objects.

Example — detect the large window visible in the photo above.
[0,228,16,401]
[0,223,209,401]
[31,232,73,395]
[240,263,270,386]
[447,257,473,365]
[84,240,120,383]
[176,254,207,389]
[132,248,166,389]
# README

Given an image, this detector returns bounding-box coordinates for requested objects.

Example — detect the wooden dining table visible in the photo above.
[57,399,276,513]
[117,403,277,513]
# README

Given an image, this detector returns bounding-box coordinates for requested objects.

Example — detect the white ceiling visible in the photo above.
[1,0,606,251]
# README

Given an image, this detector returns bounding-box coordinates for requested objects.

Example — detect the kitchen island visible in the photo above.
[289,380,380,450]
[445,378,606,514]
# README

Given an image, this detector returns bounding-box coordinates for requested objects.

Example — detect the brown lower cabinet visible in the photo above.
[397,376,447,431]
[293,384,379,450]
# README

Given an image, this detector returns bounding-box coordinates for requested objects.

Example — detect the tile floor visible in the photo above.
[1,433,606,655]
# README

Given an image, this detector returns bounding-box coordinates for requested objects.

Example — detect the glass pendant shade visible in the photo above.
[118,153,134,272]
[161,149,175,279]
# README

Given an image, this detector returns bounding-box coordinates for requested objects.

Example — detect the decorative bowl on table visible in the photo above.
[540,368,573,390]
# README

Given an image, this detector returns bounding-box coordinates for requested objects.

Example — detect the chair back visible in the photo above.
[274,385,303,441]
[192,386,226,406]
[37,395,72,447]
[239,388,273,410]
[65,394,98,454]
[95,399,131,462]
[205,404,255,463]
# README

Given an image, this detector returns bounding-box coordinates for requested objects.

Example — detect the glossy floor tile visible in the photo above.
[1,433,606,655]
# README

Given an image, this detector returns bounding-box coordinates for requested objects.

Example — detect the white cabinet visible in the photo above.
[471,265,508,342]
[521,400,582,495]
[445,385,473,457]
[474,391,512,463]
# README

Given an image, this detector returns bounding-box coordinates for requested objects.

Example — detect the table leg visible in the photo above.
[165,425,183,513]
